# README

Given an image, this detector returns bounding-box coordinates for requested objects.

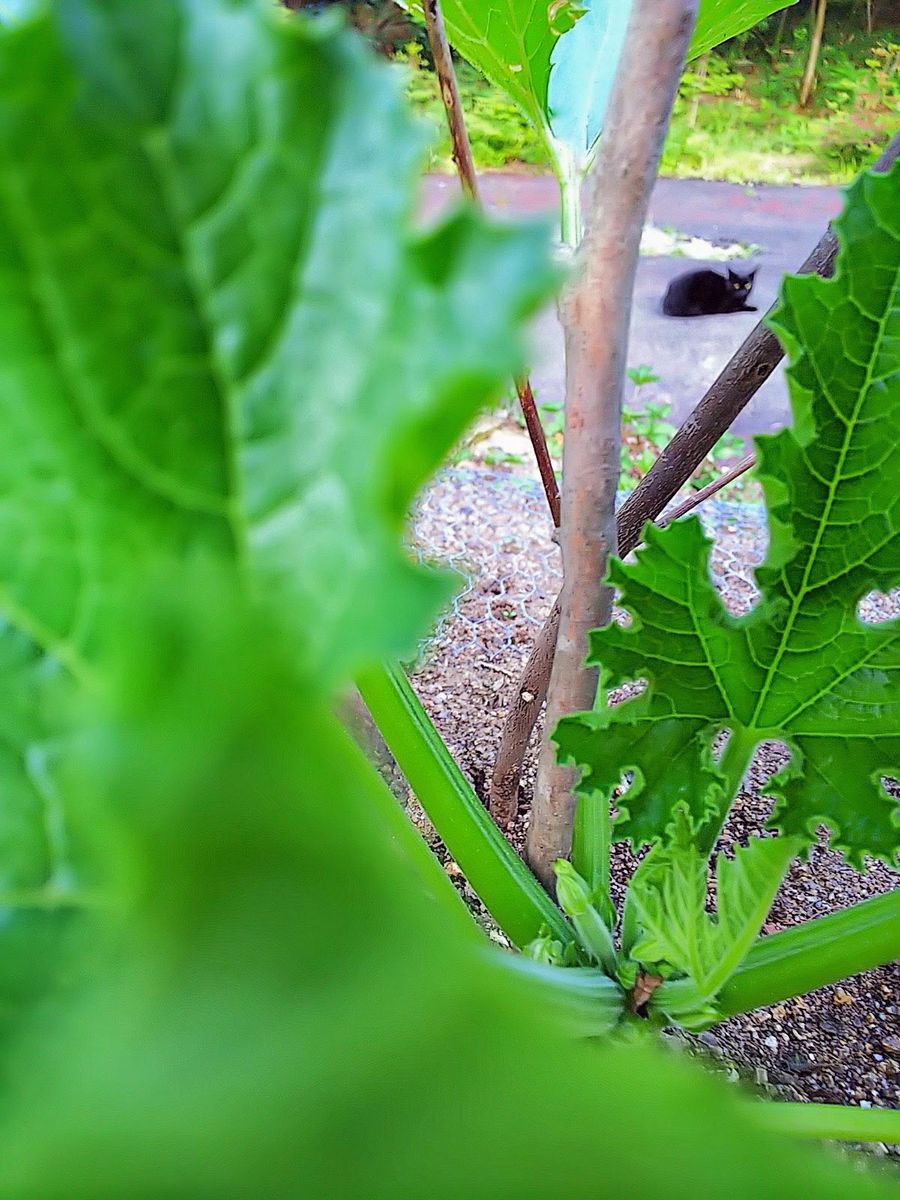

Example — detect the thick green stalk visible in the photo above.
[555,148,583,249]
[749,1101,900,1145]
[572,790,612,914]
[356,661,571,947]
[718,888,900,1019]
[488,952,625,1037]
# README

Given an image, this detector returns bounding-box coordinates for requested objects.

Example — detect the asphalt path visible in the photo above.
[420,174,842,439]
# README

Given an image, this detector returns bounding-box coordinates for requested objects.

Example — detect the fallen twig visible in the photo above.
[478,660,518,680]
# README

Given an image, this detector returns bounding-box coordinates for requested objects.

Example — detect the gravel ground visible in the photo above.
[404,464,900,1134]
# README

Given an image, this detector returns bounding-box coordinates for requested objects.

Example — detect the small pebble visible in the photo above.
[764,1035,779,1051]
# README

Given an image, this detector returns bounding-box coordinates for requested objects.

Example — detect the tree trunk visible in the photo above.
[526,0,699,889]
[799,0,827,107]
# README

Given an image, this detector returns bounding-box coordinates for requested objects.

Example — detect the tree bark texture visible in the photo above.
[526,0,699,888]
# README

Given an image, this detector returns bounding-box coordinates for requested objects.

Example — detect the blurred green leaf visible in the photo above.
[0,585,897,1198]
[0,0,555,688]
[557,164,900,866]
[0,0,554,1049]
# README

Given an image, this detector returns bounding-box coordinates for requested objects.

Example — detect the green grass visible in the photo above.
[402,48,546,169]
[402,22,899,186]
[662,24,899,184]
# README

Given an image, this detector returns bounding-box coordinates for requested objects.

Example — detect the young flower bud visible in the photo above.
[554,860,618,976]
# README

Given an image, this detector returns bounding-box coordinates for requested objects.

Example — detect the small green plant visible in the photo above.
[680,51,745,99]
[621,402,676,481]
[626,363,661,387]
[620,369,749,497]
[621,366,674,484]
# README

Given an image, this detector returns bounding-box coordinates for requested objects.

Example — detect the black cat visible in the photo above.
[662,266,757,317]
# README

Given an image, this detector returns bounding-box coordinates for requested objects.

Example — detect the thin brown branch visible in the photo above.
[799,0,827,107]
[526,0,698,888]
[422,0,479,200]
[515,376,561,526]
[422,0,561,528]
[489,604,559,828]
[656,452,756,527]
[490,130,899,835]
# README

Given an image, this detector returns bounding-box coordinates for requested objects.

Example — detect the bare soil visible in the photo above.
[402,464,899,1140]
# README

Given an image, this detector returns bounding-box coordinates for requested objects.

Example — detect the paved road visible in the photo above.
[421,174,842,439]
